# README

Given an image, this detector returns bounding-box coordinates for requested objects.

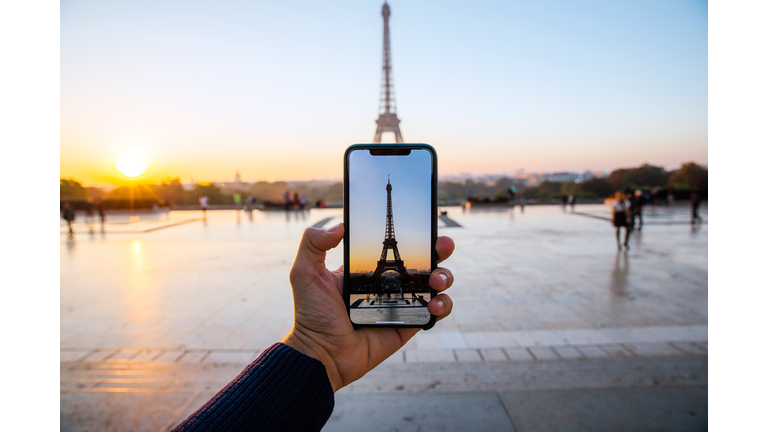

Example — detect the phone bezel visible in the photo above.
[343,143,438,330]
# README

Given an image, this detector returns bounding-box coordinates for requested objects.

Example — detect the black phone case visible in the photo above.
[344,143,438,330]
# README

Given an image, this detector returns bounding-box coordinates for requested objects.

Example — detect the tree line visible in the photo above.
[437,162,707,203]
[60,162,706,209]
[60,177,344,208]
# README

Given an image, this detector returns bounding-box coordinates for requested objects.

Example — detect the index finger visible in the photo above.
[436,236,455,264]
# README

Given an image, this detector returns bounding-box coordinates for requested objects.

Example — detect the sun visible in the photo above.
[115,151,150,178]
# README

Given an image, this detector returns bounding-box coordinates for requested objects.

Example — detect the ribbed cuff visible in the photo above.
[172,343,335,432]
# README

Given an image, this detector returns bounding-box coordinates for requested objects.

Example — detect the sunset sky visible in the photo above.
[61,0,707,187]
[348,149,432,272]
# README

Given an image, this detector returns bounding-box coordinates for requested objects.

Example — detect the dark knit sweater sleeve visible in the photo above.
[171,343,335,432]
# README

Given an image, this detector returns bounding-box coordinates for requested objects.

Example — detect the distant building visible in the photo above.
[216,171,249,190]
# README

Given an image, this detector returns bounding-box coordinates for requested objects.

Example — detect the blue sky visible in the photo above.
[61,0,707,185]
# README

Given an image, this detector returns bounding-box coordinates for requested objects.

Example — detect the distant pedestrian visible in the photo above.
[85,198,95,223]
[611,192,632,251]
[691,193,702,224]
[199,194,209,219]
[233,192,242,210]
[631,190,645,231]
[62,202,76,238]
[568,194,576,212]
[561,195,568,210]
[300,193,308,210]
[283,190,291,211]
[95,198,106,228]
[246,194,254,213]
[293,193,300,210]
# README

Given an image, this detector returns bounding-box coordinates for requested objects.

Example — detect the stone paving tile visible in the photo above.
[600,345,635,358]
[109,350,141,360]
[405,350,456,363]
[414,331,443,350]
[81,350,117,362]
[439,331,467,349]
[553,347,584,360]
[693,342,707,353]
[454,349,483,363]
[203,351,257,365]
[177,351,210,364]
[624,343,686,357]
[60,351,93,362]
[130,349,164,362]
[577,346,611,359]
[155,350,185,363]
[459,325,708,350]
[504,348,535,361]
[480,348,509,362]
[528,347,560,361]
[669,342,708,356]
[463,331,519,348]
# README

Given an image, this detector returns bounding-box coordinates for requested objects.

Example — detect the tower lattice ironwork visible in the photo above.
[373,176,409,282]
[373,2,404,143]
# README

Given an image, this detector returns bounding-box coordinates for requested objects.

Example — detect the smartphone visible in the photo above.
[344,143,437,329]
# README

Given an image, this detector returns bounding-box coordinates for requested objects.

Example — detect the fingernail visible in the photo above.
[438,273,448,283]
[435,299,444,311]
[326,223,342,233]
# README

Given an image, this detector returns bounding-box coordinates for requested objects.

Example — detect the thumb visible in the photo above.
[295,223,344,265]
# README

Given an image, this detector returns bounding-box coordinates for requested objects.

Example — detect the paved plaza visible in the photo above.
[60,203,708,431]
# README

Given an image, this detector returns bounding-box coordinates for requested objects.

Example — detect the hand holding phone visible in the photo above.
[281,224,455,392]
[280,143,455,392]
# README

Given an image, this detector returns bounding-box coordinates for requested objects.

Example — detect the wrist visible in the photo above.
[281,327,343,392]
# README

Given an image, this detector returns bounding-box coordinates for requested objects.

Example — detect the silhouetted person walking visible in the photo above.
[561,195,568,210]
[62,202,75,238]
[199,194,209,220]
[85,198,95,223]
[95,198,106,231]
[611,192,632,251]
[283,190,291,211]
[691,193,702,224]
[631,190,645,231]
[568,194,576,212]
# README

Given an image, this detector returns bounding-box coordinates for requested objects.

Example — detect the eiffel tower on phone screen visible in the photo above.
[372,176,409,283]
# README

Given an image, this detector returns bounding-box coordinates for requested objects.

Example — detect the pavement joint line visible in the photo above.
[59,343,709,364]
[501,348,513,362]
[620,343,639,357]
[162,389,205,432]
[175,351,189,362]
[495,390,520,432]
[667,342,690,356]
[551,347,564,360]
[525,347,537,361]
[692,342,708,353]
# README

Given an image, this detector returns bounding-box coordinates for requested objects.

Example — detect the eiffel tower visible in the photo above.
[372,176,409,283]
[373,2,404,143]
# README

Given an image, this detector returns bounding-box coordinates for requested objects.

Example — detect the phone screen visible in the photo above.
[346,146,435,326]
